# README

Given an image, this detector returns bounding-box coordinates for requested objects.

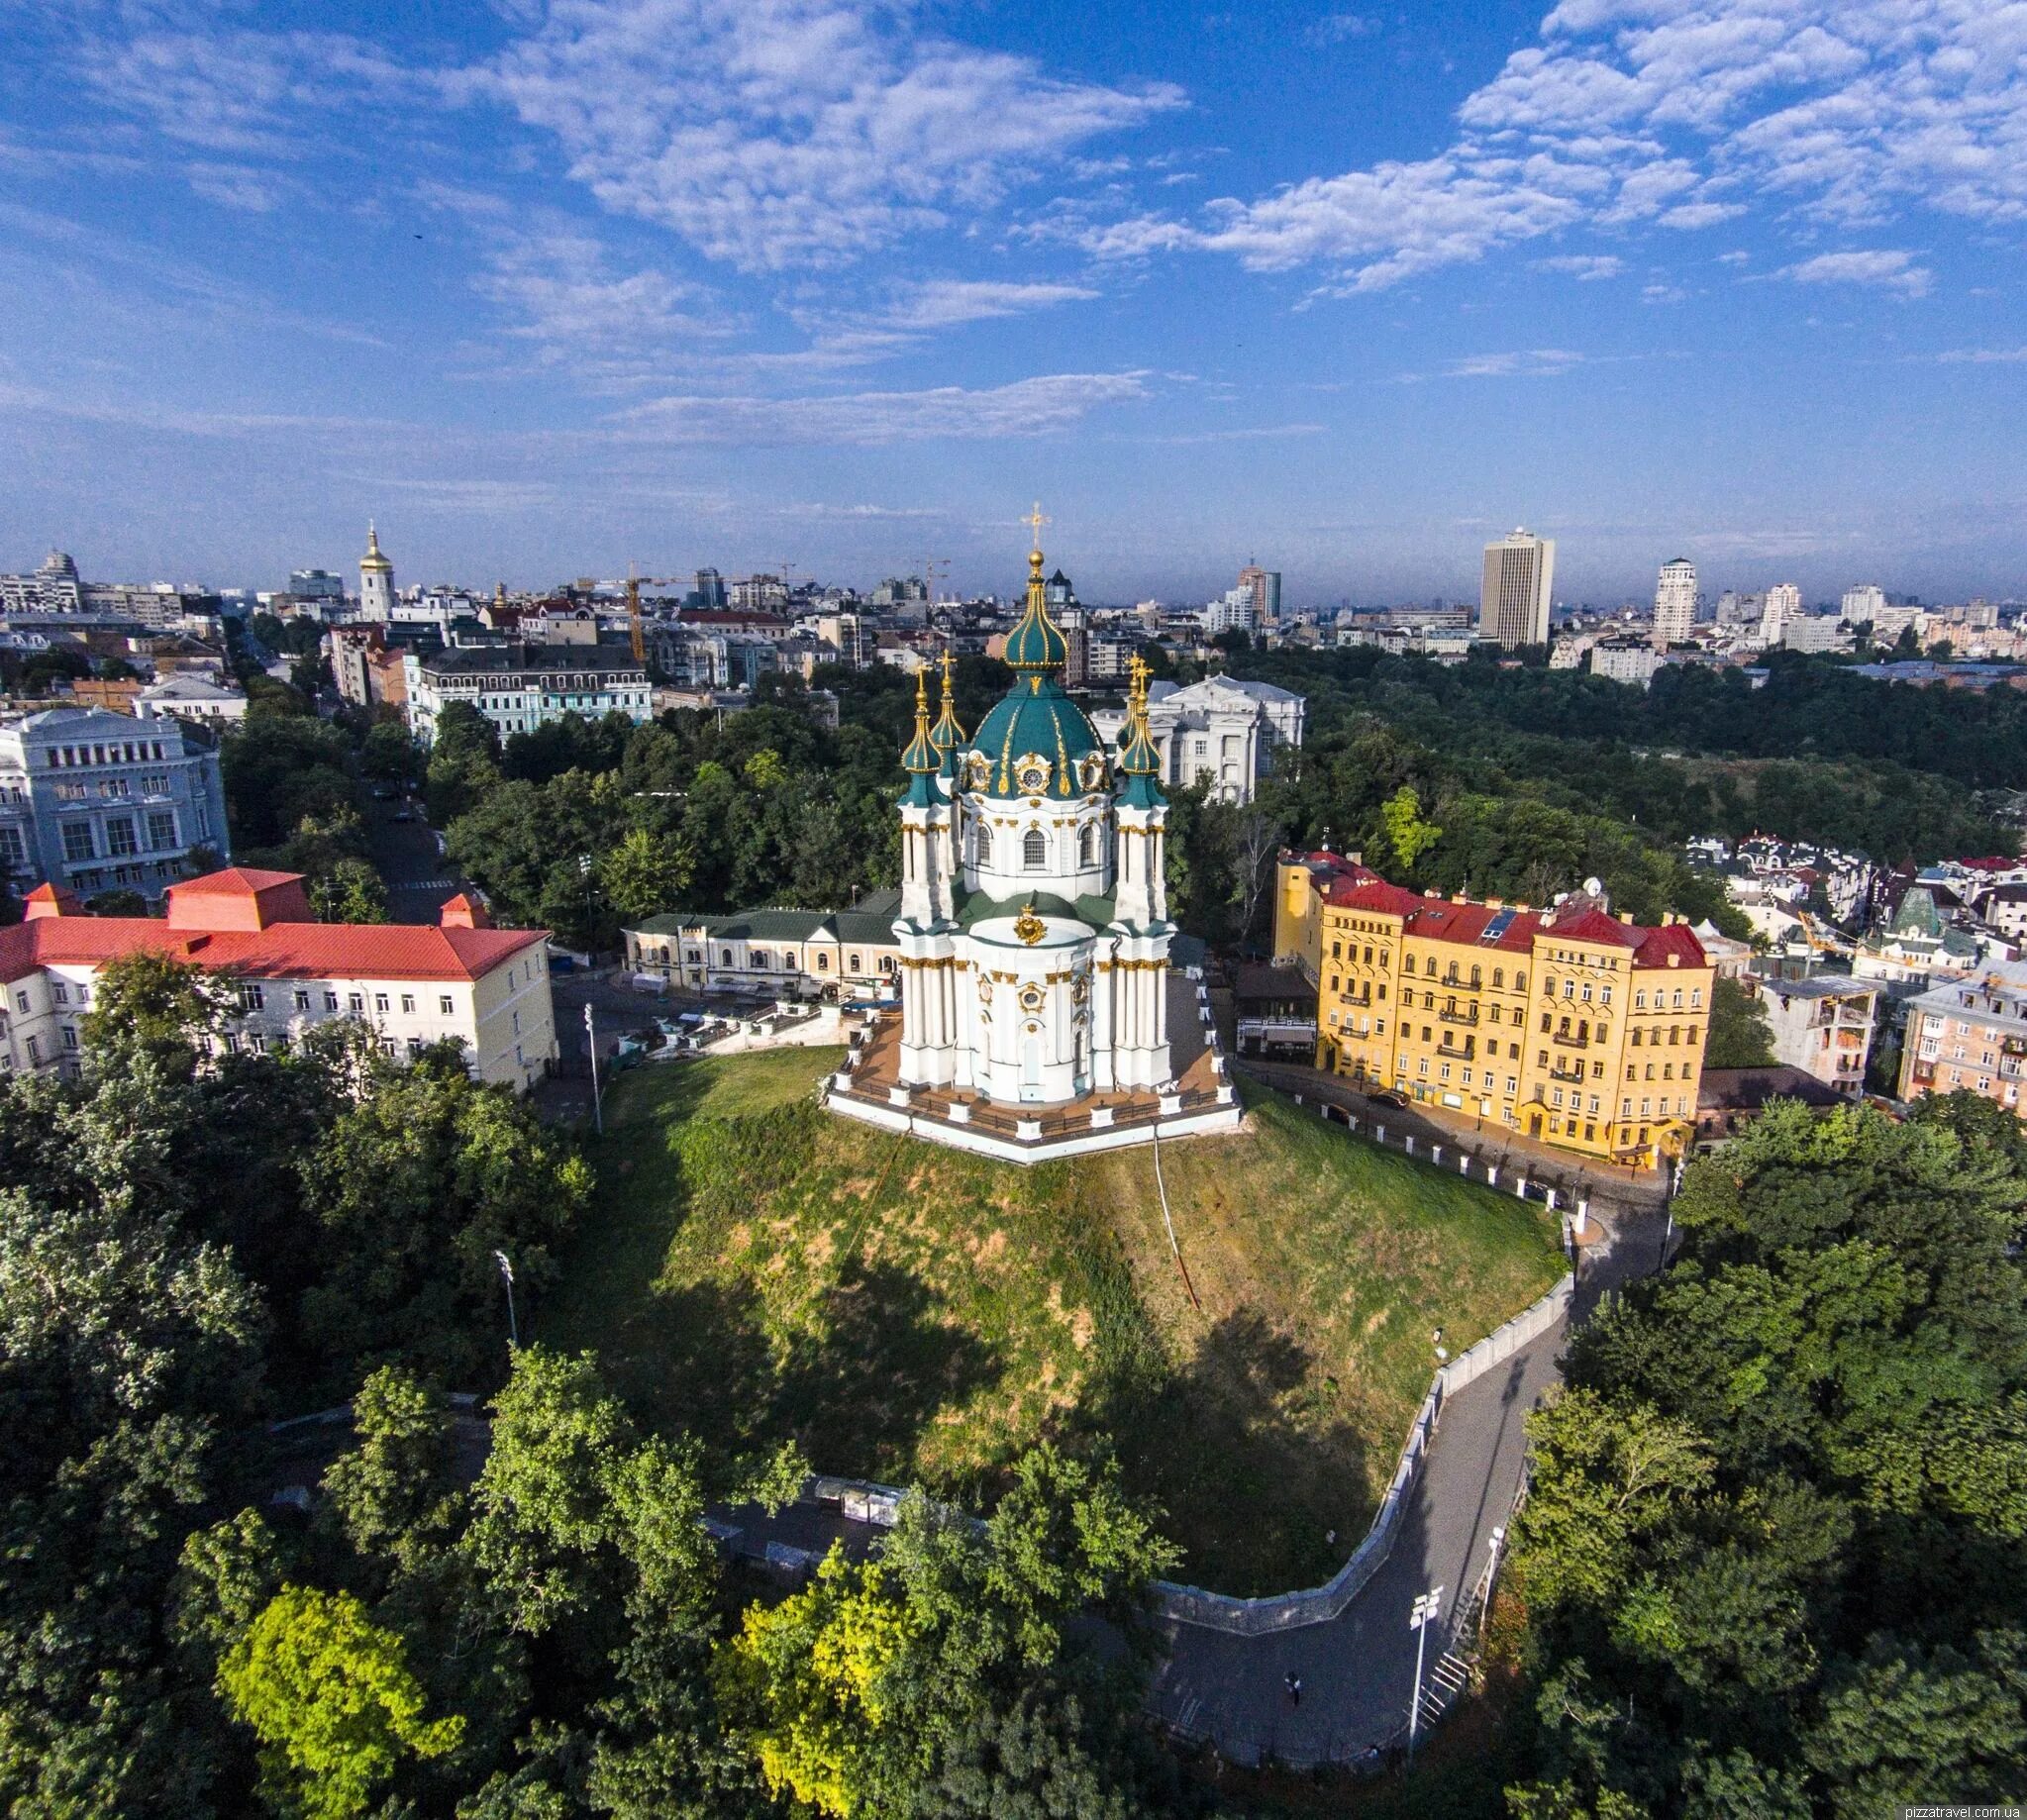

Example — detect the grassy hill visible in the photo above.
[545,1046,1564,1595]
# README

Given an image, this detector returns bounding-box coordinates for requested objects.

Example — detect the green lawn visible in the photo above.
[546,1048,1563,1595]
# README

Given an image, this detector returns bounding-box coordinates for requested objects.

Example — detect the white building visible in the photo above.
[1590,641,1665,688]
[135,673,249,726]
[0,707,228,900]
[0,869,556,1090]
[405,644,653,745]
[1479,529,1555,649]
[1841,584,1887,624]
[1087,674,1304,805]
[1781,614,1851,655]
[624,893,903,999]
[1653,557,1697,651]
[1754,975,1877,1098]
[358,524,395,620]
[1759,582,1802,647]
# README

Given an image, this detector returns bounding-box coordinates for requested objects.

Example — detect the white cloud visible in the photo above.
[1309,14,1379,44]
[1089,0,2026,290]
[1412,349,1590,379]
[613,370,1155,444]
[1775,249,1932,295]
[1931,346,2027,363]
[1536,253,1624,278]
[466,0,1185,272]
[878,279,1100,331]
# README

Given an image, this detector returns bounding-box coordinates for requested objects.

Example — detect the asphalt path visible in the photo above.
[1144,1203,1661,1769]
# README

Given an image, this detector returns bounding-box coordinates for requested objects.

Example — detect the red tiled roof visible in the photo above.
[1631,922,1709,970]
[0,907,545,986]
[169,865,306,896]
[1317,877,1707,969]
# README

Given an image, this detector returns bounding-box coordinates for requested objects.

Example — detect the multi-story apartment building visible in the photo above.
[1652,557,1697,650]
[624,889,903,1000]
[405,644,652,745]
[1754,975,1877,1097]
[0,868,556,1089]
[1591,641,1665,687]
[0,707,228,899]
[1479,530,1555,649]
[1897,961,2027,1118]
[1274,852,1714,1165]
[1088,675,1305,806]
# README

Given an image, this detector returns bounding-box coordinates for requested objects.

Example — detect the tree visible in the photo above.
[219,1585,464,1820]
[1704,975,1777,1068]
[720,1446,1176,1818]
[1231,807,1284,951]
[1378,783,1442,873]
[360,721,418,784]
[309,858,389,925]
[321,1365,463,1575]
[598,827,695,924]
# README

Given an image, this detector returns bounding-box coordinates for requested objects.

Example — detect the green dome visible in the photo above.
[966,677,1105,799]
[1002,606,1068,671]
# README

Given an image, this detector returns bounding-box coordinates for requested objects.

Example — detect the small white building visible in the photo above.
[1590,641,1665,688]
[1087,674,1304,805]
[135,673,249,726]
[1753,975,1877,1097]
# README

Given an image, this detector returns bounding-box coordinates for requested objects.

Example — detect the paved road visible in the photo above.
[1144,1200,1662,1769]
[363,793,464,925]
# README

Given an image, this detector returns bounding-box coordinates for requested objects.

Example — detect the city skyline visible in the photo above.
[3,0,2022,601]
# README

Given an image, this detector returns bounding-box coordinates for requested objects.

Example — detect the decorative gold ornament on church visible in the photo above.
[1012,899,1046,946]
[1018,982,1046,1013]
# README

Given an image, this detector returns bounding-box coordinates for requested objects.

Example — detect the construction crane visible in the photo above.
[626,564,645,667]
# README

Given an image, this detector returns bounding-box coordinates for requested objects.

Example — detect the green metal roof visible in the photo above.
[966,677,1105,799]
[956,886,1117,933]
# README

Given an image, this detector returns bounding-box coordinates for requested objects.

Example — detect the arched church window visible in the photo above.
[976,823,992,865]
[1078,825,1095,867]
[1023,829,1046,869]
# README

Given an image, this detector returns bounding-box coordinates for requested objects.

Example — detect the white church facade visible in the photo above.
[826,526,1241,1163]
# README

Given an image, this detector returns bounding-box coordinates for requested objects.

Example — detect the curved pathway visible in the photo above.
[1145,1201,1664,1769]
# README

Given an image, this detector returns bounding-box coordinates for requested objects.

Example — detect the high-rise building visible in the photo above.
[1842,583,1887,624]
[1478,529,1555,649]
[290,568,347,603]
[358,523,395,619]
[1652,557,1697,651]
[693,567,727,609]
[1238,564,1281,626]
[1759,582,1801,647]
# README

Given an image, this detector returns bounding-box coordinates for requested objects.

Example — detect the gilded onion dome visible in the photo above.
[928,651,966,776]
[1116,654,1166,810]
[359,521,393,575]
[964,511,1106,801]
[1000,522,1069,680]
[897,668,945,807]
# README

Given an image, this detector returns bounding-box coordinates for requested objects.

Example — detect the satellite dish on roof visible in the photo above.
[1583,876,1604,898]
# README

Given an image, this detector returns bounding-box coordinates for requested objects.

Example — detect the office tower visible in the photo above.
[1760,582,1800,646]
[1479,529,1555,649]
[358,523,395,619]
[693,566,727,608]
[1652,556,1697,651]
[1842,583,1886,624]
[1238,563,1281,626]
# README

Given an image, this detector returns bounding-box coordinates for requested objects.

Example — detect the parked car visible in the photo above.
[1368,1088,1409,1110]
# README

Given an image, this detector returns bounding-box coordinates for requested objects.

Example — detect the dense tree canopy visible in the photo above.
[1503,1095,2027,1815]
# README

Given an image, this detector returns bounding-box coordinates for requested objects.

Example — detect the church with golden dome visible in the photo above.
[825,516,1242,1161]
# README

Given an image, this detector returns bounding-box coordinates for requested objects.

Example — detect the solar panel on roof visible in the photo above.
[1479,908,1517,944]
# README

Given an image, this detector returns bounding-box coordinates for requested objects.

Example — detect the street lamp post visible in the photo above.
[493,1249,518,1351]
[1406,1585,1445,1764]
[585,1003,603,1136]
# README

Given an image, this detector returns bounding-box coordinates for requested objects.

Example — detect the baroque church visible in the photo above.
[888,527,1176,1104]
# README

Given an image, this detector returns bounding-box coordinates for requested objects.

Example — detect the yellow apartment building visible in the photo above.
[1272,852,1713,1166]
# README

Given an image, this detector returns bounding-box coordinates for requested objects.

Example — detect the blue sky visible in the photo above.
[1,0,2022,605]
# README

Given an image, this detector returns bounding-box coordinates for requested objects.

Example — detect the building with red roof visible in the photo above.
[1271,853,1714,1167]
[0,867,556,1090]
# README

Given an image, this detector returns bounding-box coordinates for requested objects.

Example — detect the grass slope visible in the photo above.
[547,1047,1563,1595]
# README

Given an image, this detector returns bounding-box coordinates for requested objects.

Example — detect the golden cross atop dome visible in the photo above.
[1023,501,1050,551]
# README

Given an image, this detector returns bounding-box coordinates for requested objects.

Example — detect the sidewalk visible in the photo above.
[1236,1057,1669,1218]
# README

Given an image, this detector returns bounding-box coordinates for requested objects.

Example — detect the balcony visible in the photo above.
[1436,1038,1476,1061]
[1548,1061,1587,1083]
[1550,1028,1591,1049]
[1437,1005,1478,1027]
